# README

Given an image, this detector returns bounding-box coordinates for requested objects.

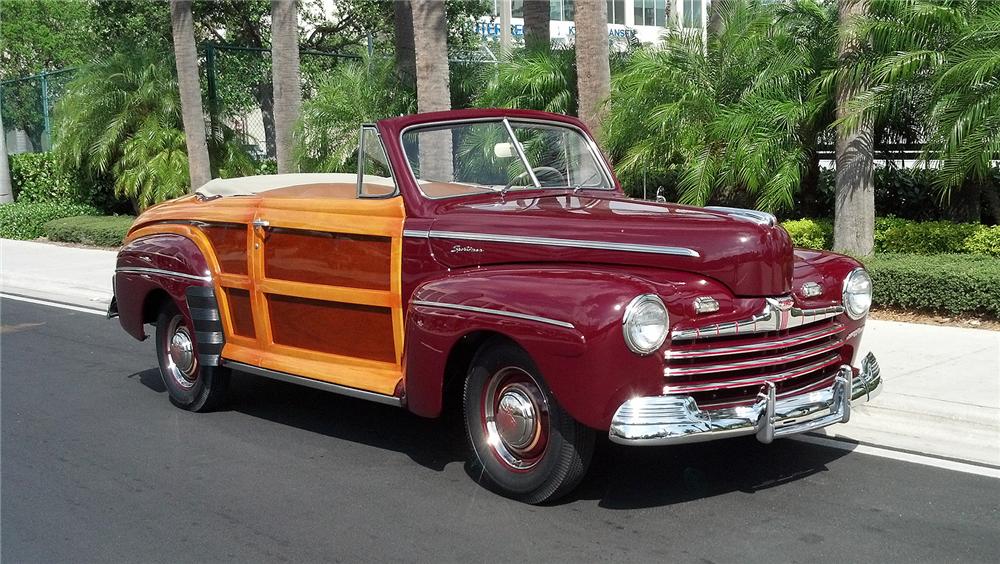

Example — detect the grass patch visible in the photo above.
[42,215,135,248]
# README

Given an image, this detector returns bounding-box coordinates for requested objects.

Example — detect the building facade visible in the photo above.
[477,0,710,46]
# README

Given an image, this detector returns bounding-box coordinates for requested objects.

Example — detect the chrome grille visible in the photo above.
[664,316,847,408]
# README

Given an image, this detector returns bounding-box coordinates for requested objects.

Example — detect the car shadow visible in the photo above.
[132,366,853,507]
[565,435,852,509]
[226,370,468,472]
[128,367,166,393]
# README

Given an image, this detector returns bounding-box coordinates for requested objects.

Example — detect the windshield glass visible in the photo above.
[401,119,612,199]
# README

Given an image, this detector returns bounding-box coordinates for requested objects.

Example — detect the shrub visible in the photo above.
[873,218,980,254]
[863,254,1000,317]
[782,218,833,250]
[9,152,87,205]
[0,202,101,240]
[42,215,135,247]
[963,225,1000,258]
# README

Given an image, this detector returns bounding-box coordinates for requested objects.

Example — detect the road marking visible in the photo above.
[0,293,107,316]
[792,434,1000,479]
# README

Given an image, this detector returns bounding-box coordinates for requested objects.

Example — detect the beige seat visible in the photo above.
[196,173,395,198]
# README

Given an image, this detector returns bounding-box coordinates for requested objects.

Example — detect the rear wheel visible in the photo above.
[463,340,594,504]
[155,301,229,412]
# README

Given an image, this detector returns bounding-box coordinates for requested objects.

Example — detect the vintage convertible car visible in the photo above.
[110,108,881,503]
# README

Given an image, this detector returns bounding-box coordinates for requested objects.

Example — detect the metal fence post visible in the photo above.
[40,71,51,150]
[205,42,219,138]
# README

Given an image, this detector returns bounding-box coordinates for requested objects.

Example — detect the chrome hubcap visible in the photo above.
[483,367,549,470]
[164,317,197,389]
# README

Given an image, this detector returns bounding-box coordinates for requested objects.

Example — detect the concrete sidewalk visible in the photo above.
[2,238,998,466]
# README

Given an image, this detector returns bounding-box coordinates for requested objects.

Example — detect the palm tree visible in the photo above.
[410,0,452,180]
[393,0,417,90]
[523,1,551,51]
[574,0,611,137]
[605,0,834,212]
[849,0,1000,223]
[296,57,416,172]
[170,0,212,190]
[53,51,253,210]
[833,0,874,256]
[271,0,302,174]
[475,48,577,114]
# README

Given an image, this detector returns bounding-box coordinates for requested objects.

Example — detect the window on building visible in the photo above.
[550,0,576,21]
[606,0,625,24]
[513,0,524,18]
[683,0,703,28]
[634,0,667,26]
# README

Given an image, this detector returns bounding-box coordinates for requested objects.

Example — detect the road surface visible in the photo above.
[2,298,997,563]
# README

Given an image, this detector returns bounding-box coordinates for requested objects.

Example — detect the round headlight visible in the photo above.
[842,267,873,320]
[622,294,669,355]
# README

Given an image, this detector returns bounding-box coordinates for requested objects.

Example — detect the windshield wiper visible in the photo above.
[572,170,602,193]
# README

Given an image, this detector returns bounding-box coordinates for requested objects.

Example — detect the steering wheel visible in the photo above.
[502,166,566,193]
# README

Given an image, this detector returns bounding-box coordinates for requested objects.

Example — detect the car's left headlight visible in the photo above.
[623,294,669,355]
[842,267,873,320]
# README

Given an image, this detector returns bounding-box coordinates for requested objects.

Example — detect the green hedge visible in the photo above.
[782,217,1000,257]
[42,215,135,247]
[9,152,87,205]
[863,253,1000,317]
[0,202,102,240]
[963,225,1000,257]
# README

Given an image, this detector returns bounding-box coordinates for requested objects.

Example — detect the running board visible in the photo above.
[222,360,402,407]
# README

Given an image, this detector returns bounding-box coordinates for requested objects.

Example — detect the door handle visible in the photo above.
[252,219,269,229]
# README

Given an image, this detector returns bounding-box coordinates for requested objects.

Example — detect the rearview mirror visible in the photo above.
[494,142,514,158]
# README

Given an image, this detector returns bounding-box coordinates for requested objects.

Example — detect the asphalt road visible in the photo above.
[2,298,998,563]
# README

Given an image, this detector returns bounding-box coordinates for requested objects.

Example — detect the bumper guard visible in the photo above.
[609,352,882,446]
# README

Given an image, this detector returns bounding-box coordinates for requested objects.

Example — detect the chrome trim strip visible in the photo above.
[671,298,844,341]
[609,354,883,446]
[115,267,212,282]
[402,229,430,238]
[666,322,845,359]
[223,360,402,407]
[705,206,776,226]
[665,340,843,376]
[662,354,842,393]
[425,230,700,258]
[411,300,575,329]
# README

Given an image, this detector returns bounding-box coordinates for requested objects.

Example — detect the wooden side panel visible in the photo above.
[267,295,396,363]
[202,224,249,275]
[263,229,391,290]
[226,288,256,338]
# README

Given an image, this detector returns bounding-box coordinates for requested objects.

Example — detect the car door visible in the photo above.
[226,126,405,397]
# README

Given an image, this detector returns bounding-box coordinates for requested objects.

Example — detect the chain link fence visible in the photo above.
[1,69,76,154]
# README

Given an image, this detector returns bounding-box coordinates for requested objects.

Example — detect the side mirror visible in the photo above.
[494,142,514,159]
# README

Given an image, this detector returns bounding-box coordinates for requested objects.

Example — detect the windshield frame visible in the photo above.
[398,117,616,200]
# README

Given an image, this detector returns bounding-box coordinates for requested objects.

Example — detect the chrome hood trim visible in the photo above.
[404,229,700,258]
[671,297,844,341]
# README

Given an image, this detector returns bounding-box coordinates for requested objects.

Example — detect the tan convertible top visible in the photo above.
[196,173,394,198]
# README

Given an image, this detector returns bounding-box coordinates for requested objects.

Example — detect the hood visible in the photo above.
[426,193,793,297]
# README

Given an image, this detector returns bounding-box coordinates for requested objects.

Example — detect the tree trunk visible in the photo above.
[575,0,611,141]
[393,0,417,91]
[253,82,278,159]
[523,1,551,51]
[0,111,12,204]
[800,149,821,218]
[271,0,302,174]
[411,0,453,181]
[170,0,212,191]
[833,0,874,256]
[707,0,725,37]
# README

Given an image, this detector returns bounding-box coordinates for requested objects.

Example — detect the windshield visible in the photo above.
[401,119,612,199]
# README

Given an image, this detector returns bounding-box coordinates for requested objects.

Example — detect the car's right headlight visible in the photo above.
[622,294,669,355]
[842,267,873,320]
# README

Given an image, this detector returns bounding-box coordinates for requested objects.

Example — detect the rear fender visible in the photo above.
[403,267,671,429]
[114,231,224,366]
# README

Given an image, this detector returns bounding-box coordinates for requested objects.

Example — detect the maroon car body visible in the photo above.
[111,108,881,503]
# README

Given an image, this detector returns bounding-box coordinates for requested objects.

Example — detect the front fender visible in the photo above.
[403,266,670,429]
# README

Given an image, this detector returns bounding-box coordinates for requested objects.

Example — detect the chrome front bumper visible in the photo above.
[609,352,882,446]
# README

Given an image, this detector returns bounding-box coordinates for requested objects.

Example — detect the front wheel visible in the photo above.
[463,340,594,504]
[155,301,230,412]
